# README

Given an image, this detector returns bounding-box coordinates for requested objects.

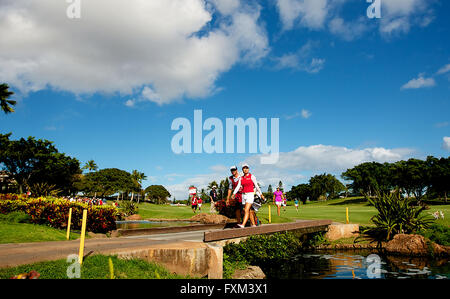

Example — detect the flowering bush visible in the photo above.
[0,194,119,233]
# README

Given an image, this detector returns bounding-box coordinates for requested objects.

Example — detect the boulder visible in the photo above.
[189,213,230,224]
[232,266,266,279]
[125,214,142,221]
[385,234,450,256]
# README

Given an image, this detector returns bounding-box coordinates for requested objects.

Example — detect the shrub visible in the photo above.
[119,200,138,217]
[418,224,450,246]
[223,231,303,266]
[358,192,435,245]
[0,194,119,233]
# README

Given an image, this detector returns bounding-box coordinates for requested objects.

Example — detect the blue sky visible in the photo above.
[0,0,449,199]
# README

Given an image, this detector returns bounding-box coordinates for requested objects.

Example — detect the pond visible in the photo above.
[261,250,449,279]
[115,220,195,229]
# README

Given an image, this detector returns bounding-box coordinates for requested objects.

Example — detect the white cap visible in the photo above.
[242,163,249,168]
[230,165,238,171]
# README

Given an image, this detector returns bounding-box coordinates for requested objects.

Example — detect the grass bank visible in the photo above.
[0,255,191,279]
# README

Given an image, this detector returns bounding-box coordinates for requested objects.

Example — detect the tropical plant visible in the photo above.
[357,191,435,246]
[27,182,61,197]
[119,200,138,217]
[0,83,16,114]
[130,170,147,202]
[82,160,98,173]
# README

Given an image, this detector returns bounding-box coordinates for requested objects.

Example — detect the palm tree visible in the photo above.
[0,84,17,114]
[82,160,98,173]
[131,170,147,202]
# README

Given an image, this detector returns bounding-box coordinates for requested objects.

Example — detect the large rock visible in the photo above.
[232,266,266,279]
[325,223,359,241]
[385,234,450,256]
[125,214,142,221]
[189,213,230,224]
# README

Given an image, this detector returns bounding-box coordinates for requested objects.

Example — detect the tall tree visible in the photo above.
[0,84,16,114]
[82,160,98,173]
[0,133,81,194]
[75,168,134,198]
[288,183,310,204]
[309,173,345,201]
[145,185,171,204]
[342,162,392,198]
[130,170,147,201]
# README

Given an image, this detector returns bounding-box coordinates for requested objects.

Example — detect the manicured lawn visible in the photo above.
[137,202,202,219]
[0,222,81,244]
[137,198,450,227]
[0,255,191,279]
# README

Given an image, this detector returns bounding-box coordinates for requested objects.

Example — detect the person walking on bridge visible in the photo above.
[227,166,242,224]
[232,164,264,228]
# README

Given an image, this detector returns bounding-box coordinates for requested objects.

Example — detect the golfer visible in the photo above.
[209,185,218,213]
[273,187,284,216]
[191,194,198,213]
[227,165,242,223]
[232,164,264,228]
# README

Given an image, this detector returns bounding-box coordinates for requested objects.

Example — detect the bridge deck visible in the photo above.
[203,219,332,242]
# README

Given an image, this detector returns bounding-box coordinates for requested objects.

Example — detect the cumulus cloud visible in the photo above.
[401,74,436,90]
[443,137,450,151]
[276,0,329,30]
[380,0,433,36]
[275,0,434,39]
[0,0,269,104]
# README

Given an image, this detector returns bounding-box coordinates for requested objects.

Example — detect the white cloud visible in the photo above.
[328,17,369,41]
[0,0,269,105]
[285,108,312,120]
[275,0,433,39]
[443,137,450,151]
[276,0,329,30]
[401,74,436,90]
[436,64,450,75]
[301,109,312,119]
[274,41,325,73]
[380,0,432,36]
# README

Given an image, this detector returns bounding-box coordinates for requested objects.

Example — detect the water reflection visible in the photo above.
[261,250,449,279]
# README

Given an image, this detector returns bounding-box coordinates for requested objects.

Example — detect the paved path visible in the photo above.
[0,220,332,268]
[0,230,210,268]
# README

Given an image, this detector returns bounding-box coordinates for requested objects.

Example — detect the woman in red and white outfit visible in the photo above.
[232,164,264,228]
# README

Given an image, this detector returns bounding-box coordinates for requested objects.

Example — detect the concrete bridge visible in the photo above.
[0,219,358,279]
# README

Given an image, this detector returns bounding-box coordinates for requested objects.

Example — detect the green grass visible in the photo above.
[0,212,80,244]
[0,255,191,279]
[0,222,80,244]
[137,198,450,227]
[2,197,447,245]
